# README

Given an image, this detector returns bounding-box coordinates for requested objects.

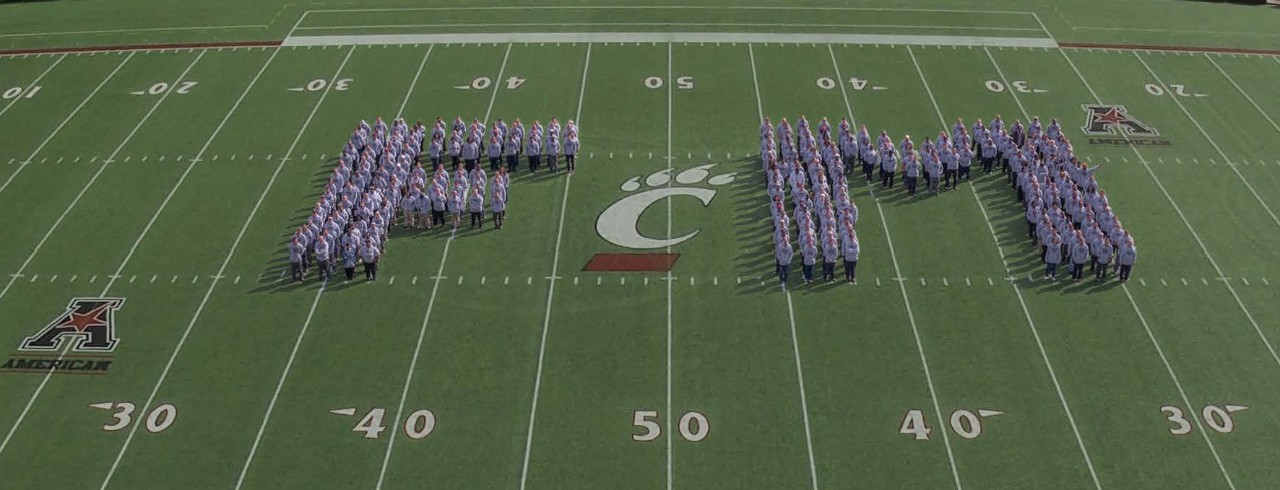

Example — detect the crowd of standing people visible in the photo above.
[288,116,579,283]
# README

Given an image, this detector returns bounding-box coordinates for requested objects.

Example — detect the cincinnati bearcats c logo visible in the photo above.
[596,165,735,250]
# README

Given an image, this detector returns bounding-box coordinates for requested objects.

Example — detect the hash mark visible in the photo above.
[234,275,241,284]
[150,275,157,283]
[1201,277,1209,285]
[192,275,198,283]
[129,275,136,283]
[574,276,578,285]
[1241,277,1250,286]
[621,277,626,285]
[920,278,926,286]
[876,277,881,286]
[90,275,98,283]
[1264,277,1271,286]
[690,277,695,285]
[942,277,949,287]
[413,276,418,285]
[390,276,396,284]
[49,275,57,283]
[480,276,485,285]
[644,277,649,285]
[1160,278,1167,286]
[965,277,971,286]
[503,276,509,285]
[1181,278,1188,286]
[69,275,77,283]
[1139,278,1146,286]
[713,276,718,286]
[527,276,532,285]
[458,276,464,285]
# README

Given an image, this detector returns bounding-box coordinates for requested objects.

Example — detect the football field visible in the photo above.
[1,2,1280,489]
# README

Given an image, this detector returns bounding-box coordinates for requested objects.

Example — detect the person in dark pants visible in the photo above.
[505,133,519,175]
[821,236,838,282]
[800,236,817,283]
[526,135,542,173]
[487,135,502,172]
[776,238,793,287]
[879,146,896,188]
[1093,237,1113,281]
[1069,233,1089,281]
[468,188,485,229]
[546,134,560,173]
[902,150,919,197]
[449,132,462,170]
[1043,234,1062,281]
[1116,234,1136,282]
[842,230,859,283]
[288,237,305,282]
[361,238,380,281]
[429,134,444,170]
[564,130,579,174]
[342,244,357,281]
[463,136,480,172]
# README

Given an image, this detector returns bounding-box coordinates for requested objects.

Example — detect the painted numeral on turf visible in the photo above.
[644,76,694,89]
[90,402,177,432]
[131,81,198,96]
[985,80,1044,94]
[816,77,883,91]
[1145,83,1206,98]
[1161,404,1248,435]
[289,78,352,92]
[632,410,709,442]
[332,407,438,440]
[900,408,1003,440]
[2,85,41,100]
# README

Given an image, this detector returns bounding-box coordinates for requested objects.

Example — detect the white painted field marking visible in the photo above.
[483,44,512,125]
[295,21,1047,33]
[285,32,1057,49]
[924,46,1102,490]
[1135,53,1280,230]
[0,53,133,198]
[519,43,590,490]
[104,46,352,490]
[329,408,357,416]
[755,45,819,490]
[1207,54,1280,146]
[1062,48,1242,490]
[0,53,64,119]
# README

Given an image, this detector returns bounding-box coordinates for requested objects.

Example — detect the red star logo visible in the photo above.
[61,303,112,332]
[1092,107,1128,127]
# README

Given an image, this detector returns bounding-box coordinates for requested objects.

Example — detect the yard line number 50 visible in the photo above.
[632,410,709,442]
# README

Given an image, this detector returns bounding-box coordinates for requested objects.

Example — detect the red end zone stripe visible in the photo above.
[1060,41,1280,57]
[0,40,281,57]
[583,253,680,272]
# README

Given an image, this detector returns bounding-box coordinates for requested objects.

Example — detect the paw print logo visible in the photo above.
[596,164,736,249]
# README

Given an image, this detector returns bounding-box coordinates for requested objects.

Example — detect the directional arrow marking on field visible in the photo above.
[1225,405,1250,413]
[977,409,1005,418]
[89,402,115,410]
[329,408,358,416]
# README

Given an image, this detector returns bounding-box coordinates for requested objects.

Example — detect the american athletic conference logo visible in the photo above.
[0,297,123,375]
[586,165,735,272]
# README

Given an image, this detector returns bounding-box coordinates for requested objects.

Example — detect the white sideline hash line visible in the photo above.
[518,43,590,490]
[0,53,134,198]
[229,46,358,490]
[294,22,1045,32]
[1059,48,1240,490]
[283,32,1057,48]
[974,46,1105,490]
[751,44,819,490]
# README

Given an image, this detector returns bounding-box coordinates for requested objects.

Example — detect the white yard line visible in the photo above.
[0,53,65,119]
[1059,48,1244,489]
[665,41,675,490]
[104,45,358,490]
[751,44,819,490]
[1133,52,1280,230]
[372,44,467,490]
[0,48,278,462]
[0,24,270,38]
[965,46,1107,490]
[0,50,202,460]
[393,44,433,119]
[483,43,512,124]
[0,52,134,197]
[518,43,591,490]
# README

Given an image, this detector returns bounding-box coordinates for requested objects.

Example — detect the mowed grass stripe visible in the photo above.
[984,46,1243,489]
[670,43,816,490]
[521,43,669,490]
[45,47,355,490]
[369,44,588,490]
[225,45,499,490]
[1061,49,1280,488]
[751,43,957,490]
